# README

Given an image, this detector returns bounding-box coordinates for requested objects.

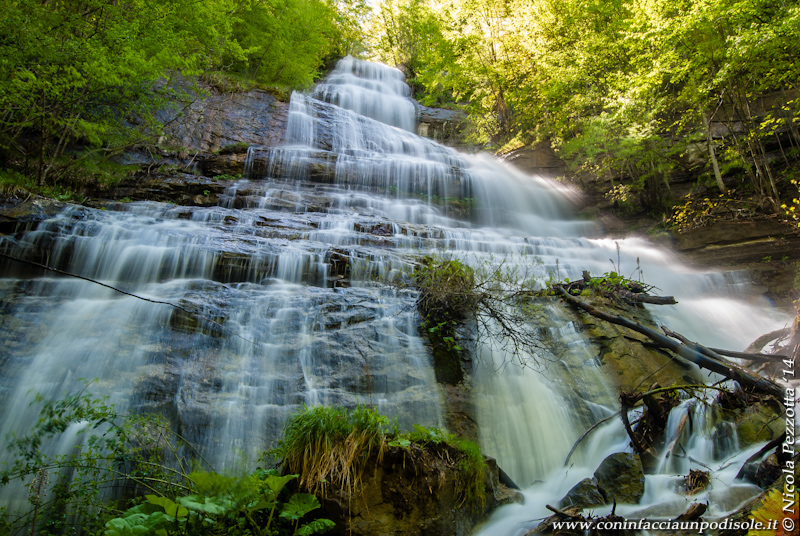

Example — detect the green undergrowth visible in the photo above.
[0,159,134,203]
[0,391,486,535]
[105,470,334,536]
[269,405,486,508]
[0,386,334,536]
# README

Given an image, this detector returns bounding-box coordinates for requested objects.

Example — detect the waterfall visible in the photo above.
[0,56,789,529]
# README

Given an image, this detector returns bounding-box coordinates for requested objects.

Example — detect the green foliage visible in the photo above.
[0,0,369,193]
[415,255,476,321]
[668,192,757,231]
[0,0,236,186]
[103,471,334,536]
[414,255,477,383]
[585,272,638,294]
[370,0,800,212]
[0,385,334,536]
[225,0,366,89]
[780,178,800,227]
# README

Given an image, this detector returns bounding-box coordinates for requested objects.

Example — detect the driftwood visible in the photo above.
[663,327,789,364]
[618,289,677,305]
[745,328,791,353]
[555,286,785,399]
[709,347,788,363]
[562,274,676,305]
[735,432,787,480]
[620,393,648,454]
[674,501,707,521]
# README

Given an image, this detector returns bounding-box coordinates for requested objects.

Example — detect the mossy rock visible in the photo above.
[735,400,784,447]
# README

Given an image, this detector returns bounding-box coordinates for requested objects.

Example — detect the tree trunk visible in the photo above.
[702,111,726,193]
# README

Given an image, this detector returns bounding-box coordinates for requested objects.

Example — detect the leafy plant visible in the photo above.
[0,385,334,536]
[104,471,334,536]
[415,255,477,321]
[780,178,800,228]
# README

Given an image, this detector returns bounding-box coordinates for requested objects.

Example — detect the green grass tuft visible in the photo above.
[269,405,390,497]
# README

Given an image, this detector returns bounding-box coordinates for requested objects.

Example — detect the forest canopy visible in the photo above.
[0,0,366,187]
[370,0,800,213]
[1,0,798,218]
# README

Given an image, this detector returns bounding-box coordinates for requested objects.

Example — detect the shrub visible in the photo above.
[415,255,477,321]
[403,425,486,507]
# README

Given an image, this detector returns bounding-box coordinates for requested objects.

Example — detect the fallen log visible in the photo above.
[663,327,789,364]
[618,289,677,305]
[735,432,787,480]
[745,328,791,353]
[554,286,785,399]
[708,348,789,363]
[674,501,707,521]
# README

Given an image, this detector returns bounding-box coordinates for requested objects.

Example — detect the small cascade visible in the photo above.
[0,56,790,530]
[476,390,769,535]
[313,56,416,131]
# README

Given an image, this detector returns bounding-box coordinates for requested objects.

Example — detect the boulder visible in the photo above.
[735,400,785,447]
[558,477,606,509]
[593,452,645,504]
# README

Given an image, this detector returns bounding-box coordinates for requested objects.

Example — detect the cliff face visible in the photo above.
[160,86,290,154]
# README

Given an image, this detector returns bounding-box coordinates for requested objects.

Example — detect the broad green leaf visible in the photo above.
[264,473,298,497]
[178,494,233,515]
[295,518,336,536]
[188,470,238,495]
[388,438,411,448]
[145,495,189,518]
[280,493,321,521]
[246,499,273,512]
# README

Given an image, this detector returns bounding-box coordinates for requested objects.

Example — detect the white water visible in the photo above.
[0,56,790,529]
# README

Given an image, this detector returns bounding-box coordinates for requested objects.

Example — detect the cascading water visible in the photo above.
[0,56,790,530]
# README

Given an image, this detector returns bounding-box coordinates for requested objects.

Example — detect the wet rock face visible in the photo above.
[160,87,289,153]
[593,452,646,505]
[559,477,607,510]
[501,143,567,178]
[416,104,468,148]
